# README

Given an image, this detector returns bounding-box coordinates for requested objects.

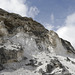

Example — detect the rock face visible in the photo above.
[43,58,71,75]
[0,43,23,64]
[0,8,75,75]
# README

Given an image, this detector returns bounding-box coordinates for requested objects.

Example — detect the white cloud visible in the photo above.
[0,0,39,18]
[45,23,54,30]
[56,13,75,48]
[51,13,54,23]
[0,0,28,16]
[28,6,39,18]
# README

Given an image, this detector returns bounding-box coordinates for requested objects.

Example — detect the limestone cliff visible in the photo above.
[0,8,75,75]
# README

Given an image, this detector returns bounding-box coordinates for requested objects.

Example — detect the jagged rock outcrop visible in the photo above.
[0,43,23,64]
[42,58,71,75]
[0,8,75,75]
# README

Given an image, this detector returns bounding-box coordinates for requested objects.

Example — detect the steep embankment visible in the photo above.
[0,8,75,75]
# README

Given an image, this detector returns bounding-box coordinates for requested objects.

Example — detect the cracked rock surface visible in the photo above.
[0,8,75,75]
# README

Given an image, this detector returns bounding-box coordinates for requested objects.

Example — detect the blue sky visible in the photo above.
[27,0,75,30]
[0,0,75,48]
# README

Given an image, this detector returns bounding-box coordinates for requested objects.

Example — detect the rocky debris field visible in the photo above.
[0,8,75,75]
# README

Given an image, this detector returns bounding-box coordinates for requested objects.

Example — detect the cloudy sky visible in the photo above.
[0,0,75,48]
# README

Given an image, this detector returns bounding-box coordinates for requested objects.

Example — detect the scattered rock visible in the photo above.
[46,64,54,73]
[38,62,43,66]
[25,59,37,67]
[66,57,70,62]
[22,57,28,60]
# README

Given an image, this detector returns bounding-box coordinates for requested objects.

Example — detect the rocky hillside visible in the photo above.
[0,8,75,75]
